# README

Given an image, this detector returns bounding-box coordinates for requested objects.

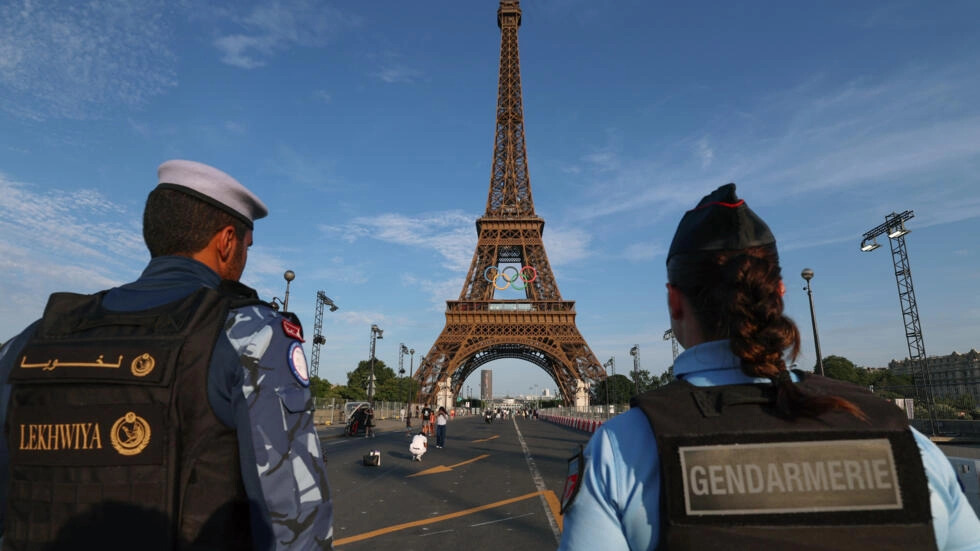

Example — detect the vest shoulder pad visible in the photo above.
[217,280,270,309]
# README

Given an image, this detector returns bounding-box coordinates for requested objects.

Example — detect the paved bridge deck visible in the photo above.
[318,413,980,550]
[318,414,589,550]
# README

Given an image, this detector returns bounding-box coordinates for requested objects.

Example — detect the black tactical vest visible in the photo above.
[4,283,260,550]
[630,373,936,551]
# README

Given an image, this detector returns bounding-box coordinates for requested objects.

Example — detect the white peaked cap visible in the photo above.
[156,159,268,228]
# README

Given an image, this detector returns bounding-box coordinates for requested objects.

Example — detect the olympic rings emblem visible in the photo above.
[483,265,538,290]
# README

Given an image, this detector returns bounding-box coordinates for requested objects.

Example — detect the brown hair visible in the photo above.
[669,246,866,421]
[143,188,248,258]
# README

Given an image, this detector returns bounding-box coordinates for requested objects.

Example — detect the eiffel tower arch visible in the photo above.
[415,1,604,408]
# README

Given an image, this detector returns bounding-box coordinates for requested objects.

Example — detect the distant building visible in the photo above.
[481,369,492,403]
[542,388,551,398]
[889,349,980,400]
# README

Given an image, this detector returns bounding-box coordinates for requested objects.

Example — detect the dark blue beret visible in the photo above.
[666,183,775,265]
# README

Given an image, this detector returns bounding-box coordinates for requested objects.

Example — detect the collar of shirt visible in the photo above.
[102,256,221,311]
[673,339,800,387]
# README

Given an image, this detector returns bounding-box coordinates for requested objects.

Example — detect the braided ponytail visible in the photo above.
[672,246,866,421]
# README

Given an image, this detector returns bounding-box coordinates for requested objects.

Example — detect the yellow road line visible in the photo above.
[542,488,564,532]
[449,453,489,468]
[334,490,560,546]
[471,435,500,443]
[406,454,490,478]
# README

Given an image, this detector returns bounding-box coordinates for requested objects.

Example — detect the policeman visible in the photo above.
[0,160,333,550]
[559,184,980,550]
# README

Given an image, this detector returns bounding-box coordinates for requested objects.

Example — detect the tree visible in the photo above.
[309,376,332,401]
[376,376,418,403]
[950,393,976,412]
[346,359,396,398]
[631,369,659,394]
[323,385,365,401]
[821,355,864,385]
[592,374,637,405]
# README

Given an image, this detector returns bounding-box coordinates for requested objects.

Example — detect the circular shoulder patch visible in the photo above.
[288,341,310,387]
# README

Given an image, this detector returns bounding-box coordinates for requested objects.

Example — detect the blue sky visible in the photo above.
[1,1,979,398]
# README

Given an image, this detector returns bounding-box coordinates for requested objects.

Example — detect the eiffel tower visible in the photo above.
[415,0,604,408]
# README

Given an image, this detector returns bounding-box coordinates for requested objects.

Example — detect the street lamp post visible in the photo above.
[282,270,295,311]
[409,348,415,408]
[801,268,825,377]
[368,324,383,403]
[271,270,296,312]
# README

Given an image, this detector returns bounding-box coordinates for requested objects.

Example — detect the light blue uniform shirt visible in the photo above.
[558,340,980,551]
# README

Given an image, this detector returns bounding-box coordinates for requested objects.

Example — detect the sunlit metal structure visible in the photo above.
[414,1,602,408]
[861,210,937,434]
[309,291,338,379]
[630,345,640,395]
[663,329,678,362]
[367,324,383,402]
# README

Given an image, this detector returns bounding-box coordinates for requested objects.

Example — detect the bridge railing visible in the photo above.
[910,418,980,437]
[311,399,415,426]
[535,405,628,434]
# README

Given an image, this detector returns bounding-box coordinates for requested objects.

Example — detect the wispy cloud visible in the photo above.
[697,138,714,169]
[0,174,146,340]
[373,64,424,84]
[402,274,463,313]
[335,310,388,327]
[543,226,591,267]
[622,242,665,262]
[322,211,475,271]
[305,256,372,286]
[0,175,145,266]
[268,144,338,189]
[323,209,593,275]
[570,60,980,228]
[0,0,177,119]
[312,89,332,103]
[213,0,360,69]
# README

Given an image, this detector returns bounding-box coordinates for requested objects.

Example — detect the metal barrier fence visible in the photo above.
[539,405,629,423]
[910,419,980,437]
[312,399,415,426]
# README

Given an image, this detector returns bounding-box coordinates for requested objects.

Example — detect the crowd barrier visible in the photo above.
[537,413,609,434]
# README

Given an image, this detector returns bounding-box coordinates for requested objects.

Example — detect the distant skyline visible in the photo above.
[1,1,979,397]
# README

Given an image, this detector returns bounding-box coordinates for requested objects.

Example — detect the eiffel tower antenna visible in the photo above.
[414,1,604,408]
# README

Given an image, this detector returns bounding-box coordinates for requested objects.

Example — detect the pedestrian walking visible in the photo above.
[364,406,376,438]
[435,406,449,448]
[0,159,334,549]
[420,404,433,436]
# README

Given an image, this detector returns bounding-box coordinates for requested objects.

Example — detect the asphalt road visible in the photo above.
[318,414,592,550]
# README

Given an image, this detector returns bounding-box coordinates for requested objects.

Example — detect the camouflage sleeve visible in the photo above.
[224,304,333,550]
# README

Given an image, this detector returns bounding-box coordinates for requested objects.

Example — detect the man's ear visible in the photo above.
[667,284,685,321]
[215,225,237,262]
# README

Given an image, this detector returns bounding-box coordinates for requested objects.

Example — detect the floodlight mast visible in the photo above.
[310,291,338,379]
[663,329,678,362]
[860,210,937,435]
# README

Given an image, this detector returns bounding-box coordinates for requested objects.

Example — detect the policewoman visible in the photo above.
[559,184,980,550]
[0,161,333,550]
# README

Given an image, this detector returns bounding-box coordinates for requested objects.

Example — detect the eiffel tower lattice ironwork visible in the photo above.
[414,0,604,408]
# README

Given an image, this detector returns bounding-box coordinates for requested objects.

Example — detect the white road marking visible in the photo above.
[470,512,535,527]
[512,415,562,543]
